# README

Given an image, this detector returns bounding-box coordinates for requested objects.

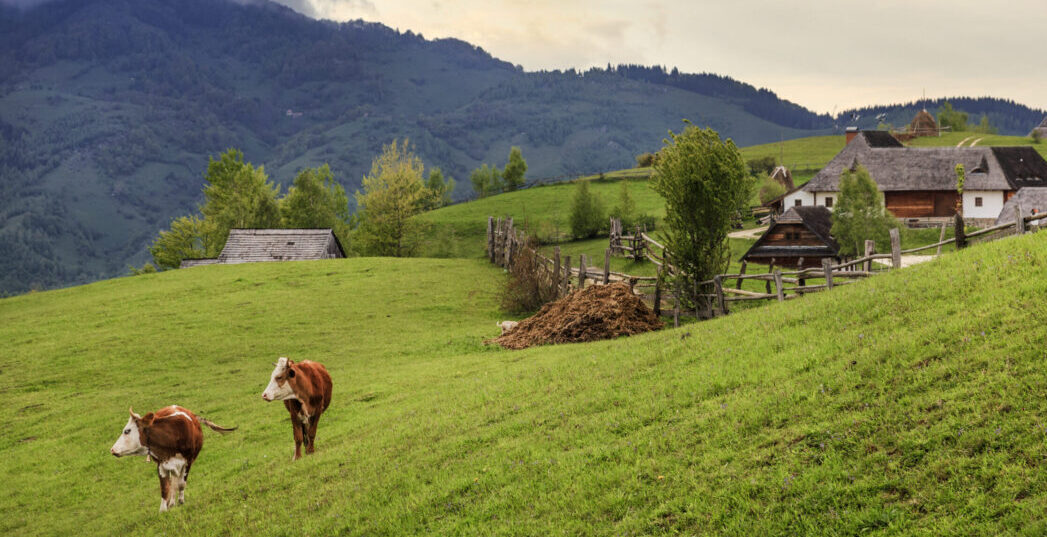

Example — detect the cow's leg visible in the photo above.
[158,473,171,513]
[180,460,192,505]
[290,414,304,461]
[306,414,320,455]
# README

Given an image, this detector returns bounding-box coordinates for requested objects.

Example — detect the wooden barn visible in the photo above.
[784,130,1047,225]
[742,206,839,268]
[179,229,346,268]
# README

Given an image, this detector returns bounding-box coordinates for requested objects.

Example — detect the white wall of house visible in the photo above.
[962,190,1005,219]
[783,189,815,209]
[813,192,838,211]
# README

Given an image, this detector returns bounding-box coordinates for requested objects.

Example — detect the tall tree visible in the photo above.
[353,139,428,257]
[199,148,281,252]
[502,147,528,191]
[830,165,896,255]
[937,101,968,133]
[280,164,352,249]
[423,168,456,210]
[610,179,637,228]
[652,123,752,303]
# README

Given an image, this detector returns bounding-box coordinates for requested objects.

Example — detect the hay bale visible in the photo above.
[493,282,662,350]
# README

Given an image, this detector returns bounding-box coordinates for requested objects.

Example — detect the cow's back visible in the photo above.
[297,360,333,413]
[151,406,204,461]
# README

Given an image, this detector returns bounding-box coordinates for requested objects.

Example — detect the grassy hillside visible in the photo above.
[4,232,1047,535]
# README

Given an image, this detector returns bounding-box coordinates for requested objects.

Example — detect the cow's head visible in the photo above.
[110,407,152,457]
[261,357,299,402]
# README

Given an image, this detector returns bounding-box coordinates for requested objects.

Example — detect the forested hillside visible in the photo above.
[0,0,1044,294]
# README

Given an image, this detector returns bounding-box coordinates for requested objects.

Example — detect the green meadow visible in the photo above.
[4,229,1047,535]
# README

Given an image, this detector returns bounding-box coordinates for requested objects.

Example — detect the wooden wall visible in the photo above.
[885,191,958,218]
[761,224,825,246]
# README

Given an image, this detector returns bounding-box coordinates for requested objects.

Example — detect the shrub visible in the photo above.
[500,238,560,314]
[569,181,606,239]
[758,176,787,205]
[635,152,657,167]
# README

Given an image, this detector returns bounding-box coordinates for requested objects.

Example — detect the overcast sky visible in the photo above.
[272,0,1047,114]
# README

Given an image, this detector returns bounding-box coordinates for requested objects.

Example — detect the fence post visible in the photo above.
[713,275,726,316]
[954,213,966,249]
[578,255,587,289]
[864,240,875,272]
[487,216,494,263]
[1015,203,1026,235]
[653,265,663,317]
[603,249,611,284]
[553,247,561,295]
[505,232,515,267]
[562,256,571,295]
[673,277,681,328]
[773,270,784,302]
[822,258,834,290]
[936,222,947,256]
[736,261,746,289]
[889,228,902,269]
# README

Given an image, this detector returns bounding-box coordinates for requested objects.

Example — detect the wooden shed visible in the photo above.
[742,206,839,268]
[217,229,346,264]
[180,229,346,267]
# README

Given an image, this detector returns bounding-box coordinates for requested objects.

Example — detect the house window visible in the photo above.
[974,197,983,207]
[824,196,834,208]
[794,199,802,207]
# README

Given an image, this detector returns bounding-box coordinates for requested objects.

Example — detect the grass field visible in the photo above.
[4,231,1047,535]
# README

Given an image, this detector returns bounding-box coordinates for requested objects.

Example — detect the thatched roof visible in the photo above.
[1029,117,1047,138]
[995,187,1047,225]
[216,229,346,264]
[743,206,839,262]
[908,109,938,136]
[803,133,1047,193]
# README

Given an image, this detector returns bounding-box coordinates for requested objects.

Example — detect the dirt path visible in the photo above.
[873,254,937,268]
[728,226,767,240]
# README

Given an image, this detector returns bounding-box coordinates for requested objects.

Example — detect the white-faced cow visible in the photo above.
[110,405,236,512]
[261,357,333,460]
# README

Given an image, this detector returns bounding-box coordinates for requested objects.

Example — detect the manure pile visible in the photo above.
[494,281,662,350]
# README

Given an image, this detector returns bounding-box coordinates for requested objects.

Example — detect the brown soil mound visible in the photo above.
[494,281,663,350]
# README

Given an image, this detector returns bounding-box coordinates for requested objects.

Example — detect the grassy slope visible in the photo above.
[5,234,1047,535]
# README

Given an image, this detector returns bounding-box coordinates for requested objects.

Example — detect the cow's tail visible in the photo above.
[200,418,237,434]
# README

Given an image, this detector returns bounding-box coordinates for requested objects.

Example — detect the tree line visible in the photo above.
[145,141,456,270]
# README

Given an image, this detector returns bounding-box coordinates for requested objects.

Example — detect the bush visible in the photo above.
[747,155,776,176]
[569,180,606,239]
[1032,130,1042,144]
[500,238,560,314]
[758,176,787,205]
[635,152,657,168]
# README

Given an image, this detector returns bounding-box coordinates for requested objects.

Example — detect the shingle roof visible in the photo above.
[742,206,839,261]
[216,229,346,264]
[860,130,904,148]
[995,187,1047,225]
[803,132,1047,193]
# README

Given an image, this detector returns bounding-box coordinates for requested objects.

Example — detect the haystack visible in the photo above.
[908,109,938,137]
[492,282,662,350]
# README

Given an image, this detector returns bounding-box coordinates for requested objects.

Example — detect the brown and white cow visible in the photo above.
[261,357,333,460]
[110,405,236,512]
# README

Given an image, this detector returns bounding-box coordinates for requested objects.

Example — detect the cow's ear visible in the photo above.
[141,413,156,426]
[287,367,296,379]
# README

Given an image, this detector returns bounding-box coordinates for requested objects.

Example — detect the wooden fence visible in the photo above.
[489,206,1047,327]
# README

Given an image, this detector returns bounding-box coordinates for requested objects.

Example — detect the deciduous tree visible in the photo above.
[280,164,352,249]
[199,148,281,251]
[353,139,428,257]
[569,180,606,239]
[502,147,528,191]
[830,165,897,255]
[652,123,752,302]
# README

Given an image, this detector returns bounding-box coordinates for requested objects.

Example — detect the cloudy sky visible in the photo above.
[272,0,1046,114]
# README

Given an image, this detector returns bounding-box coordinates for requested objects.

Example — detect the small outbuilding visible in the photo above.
[1030,117,1047,139]
[179,228,346,268]
[995,187,1047,225]
[742,206,840,269]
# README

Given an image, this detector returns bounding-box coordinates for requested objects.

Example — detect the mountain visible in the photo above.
[0,0,1044,295]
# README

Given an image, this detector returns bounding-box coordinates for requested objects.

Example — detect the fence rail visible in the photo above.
[489,205,1047,327]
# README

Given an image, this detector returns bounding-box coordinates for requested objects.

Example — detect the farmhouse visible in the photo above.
[742,206,839,268]
[179,229,346,268]
[783,131,1047,225]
